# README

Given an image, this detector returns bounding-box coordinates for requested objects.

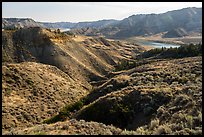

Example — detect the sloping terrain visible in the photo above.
[74,56,202,135]
[2,27,145,133]
[39,19,118,29]
[3,56,202,135]
[2,18,44,29]
[2,27,144,87]
[2,18,118,30]
[162,28,188,38]
[2,119,123,135]
[2,62,88,131]
[2,24,202,135]
[69,7,201,39]
[99,7,202,39]
[3,7,201,39]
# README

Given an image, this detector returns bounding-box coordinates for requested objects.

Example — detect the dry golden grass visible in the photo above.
[74,56,202,134]
[3,27,201,135]
[2,62,89,131]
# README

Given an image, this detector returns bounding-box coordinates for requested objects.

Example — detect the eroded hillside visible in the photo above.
[2,27,144,133]
[2,27,202,135]
[2,27,144,87]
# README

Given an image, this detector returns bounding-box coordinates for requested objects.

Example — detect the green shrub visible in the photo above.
[139,44,202,59]
[25,78,34,85]
[186,115,193,128]
[43,99,84,124]
[4,88,12,96]
[6,78,15,84]
[115,59,136,71]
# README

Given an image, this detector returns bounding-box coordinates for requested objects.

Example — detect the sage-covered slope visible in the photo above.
[2,62,89,131]
[74,56,202,135]
[3,56,202,135]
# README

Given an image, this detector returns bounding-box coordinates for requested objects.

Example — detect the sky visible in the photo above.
[2,2,202,23]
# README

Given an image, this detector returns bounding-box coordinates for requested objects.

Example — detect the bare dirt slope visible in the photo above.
[2,27,144,88]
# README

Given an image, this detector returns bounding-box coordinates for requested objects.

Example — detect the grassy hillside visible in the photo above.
[2,62,89,131]
[2,27,202,135]
[3,56,202,135]
[74,56,202,135]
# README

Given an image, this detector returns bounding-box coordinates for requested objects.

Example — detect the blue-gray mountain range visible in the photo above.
[2,7,202,38]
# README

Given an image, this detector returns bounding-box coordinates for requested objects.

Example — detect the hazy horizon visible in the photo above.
[2,2,202,23]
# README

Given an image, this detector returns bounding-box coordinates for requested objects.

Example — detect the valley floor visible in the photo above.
[126,35,202,45]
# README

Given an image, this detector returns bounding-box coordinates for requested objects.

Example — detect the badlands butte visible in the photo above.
[2,26,202,135]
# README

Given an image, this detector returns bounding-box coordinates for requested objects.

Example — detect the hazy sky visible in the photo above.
[2,2,202,23]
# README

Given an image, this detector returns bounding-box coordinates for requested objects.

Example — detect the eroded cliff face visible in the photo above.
[2,18,44,29]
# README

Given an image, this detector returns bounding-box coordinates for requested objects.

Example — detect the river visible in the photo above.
[60,28,70,32]
[136,40,180,48]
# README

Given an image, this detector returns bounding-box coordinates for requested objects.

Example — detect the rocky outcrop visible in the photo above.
[2,18,44,29]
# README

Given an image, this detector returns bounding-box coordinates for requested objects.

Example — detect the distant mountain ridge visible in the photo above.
[2,7,202,38]
[2,18,119,30]
[99,7,202,38]
[41,19,119,29]
[2,18,44,29]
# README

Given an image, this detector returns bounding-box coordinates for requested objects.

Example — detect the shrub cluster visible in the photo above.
[139,43,202,59]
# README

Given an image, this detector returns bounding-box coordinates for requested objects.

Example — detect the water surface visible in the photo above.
[137,40,180,48]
